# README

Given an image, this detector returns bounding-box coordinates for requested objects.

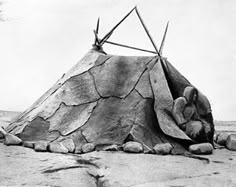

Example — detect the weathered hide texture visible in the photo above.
[6,49,213,154]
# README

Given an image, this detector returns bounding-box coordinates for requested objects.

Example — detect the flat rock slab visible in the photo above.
[1,144,236,187]
[0,143,96,187]
[189,143,213,155]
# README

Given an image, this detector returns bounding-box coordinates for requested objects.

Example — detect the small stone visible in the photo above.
[153,143,173,155]
[61,139,75,153]
[122,141,143,153]
[49,142,69,153]
[225,134,236,151]
[23,141,34,148]
[74,146,83,154]
[34,141,48,152]
[103,144,119,151]
[215,133,229,146]
[82,143,95,153]
[4,134,22,146]
[189,143,213,155]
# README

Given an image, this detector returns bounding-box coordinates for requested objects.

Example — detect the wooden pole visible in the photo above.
[159,21,169,55]
[94,17,100,45]
[93,30,100,44]
[135,7,161,57]
[104,40,157,54]
[96,17,100,34]
[100,6,136,45]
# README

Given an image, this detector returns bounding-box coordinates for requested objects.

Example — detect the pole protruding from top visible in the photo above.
[159,21,169,56]
[94,17,100,45]
[134,6,161,57]
[99,6,136,45]
[92,6,169,56]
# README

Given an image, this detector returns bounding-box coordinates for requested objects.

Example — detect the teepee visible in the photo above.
[5,7,214,154]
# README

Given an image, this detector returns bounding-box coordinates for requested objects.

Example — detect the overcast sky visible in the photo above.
[0,0,235,120]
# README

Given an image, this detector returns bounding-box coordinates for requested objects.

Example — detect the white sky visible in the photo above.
[0,0,235,120]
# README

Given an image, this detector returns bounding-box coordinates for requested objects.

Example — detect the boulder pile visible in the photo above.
[215,133,236,151]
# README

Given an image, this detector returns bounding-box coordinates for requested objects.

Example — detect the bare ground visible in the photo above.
[0,112,236,187]
[1,144,236,187]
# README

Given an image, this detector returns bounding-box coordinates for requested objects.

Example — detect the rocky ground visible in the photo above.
[0,112,236,187]
[1,143,236,187]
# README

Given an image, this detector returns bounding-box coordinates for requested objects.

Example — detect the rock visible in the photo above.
[215,133,229,146]
[61,139,75,153]
[189,143,213,155]
[74,146,83,154]
[4,134,22,146]
[225,134,236,151]
[82,143,95,153]
[23,141,34,148]
[49,142,69,153]
[153,143,173,155]
[102,144,119,151]
[122,141,143,153]
[34,141,48,152]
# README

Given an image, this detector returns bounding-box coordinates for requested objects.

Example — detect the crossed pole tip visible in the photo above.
[92,6,169,57]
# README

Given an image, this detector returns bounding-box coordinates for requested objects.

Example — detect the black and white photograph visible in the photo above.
[0,0,236,186]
